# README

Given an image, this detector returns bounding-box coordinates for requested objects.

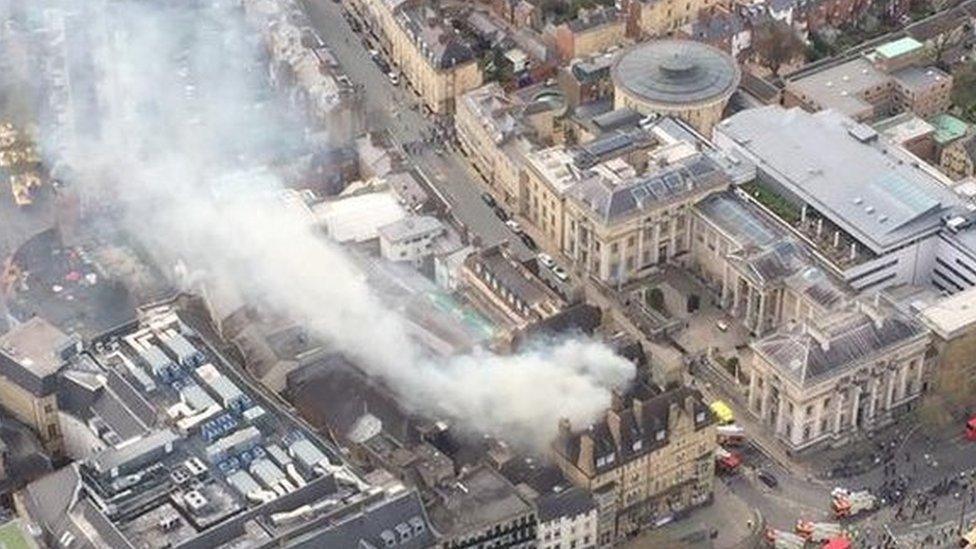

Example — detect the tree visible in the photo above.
[751,20,806,77]
[645,287,665,313]
[952,61,976,122]
[930,21,972,70]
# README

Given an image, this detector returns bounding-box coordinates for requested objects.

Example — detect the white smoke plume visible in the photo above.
[28,0,635,447]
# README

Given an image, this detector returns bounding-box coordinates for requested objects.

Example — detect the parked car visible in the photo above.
[520,233,537,250]
[505,219,522,233]
[757,470,779,489]
[493,206,509,221]
[537,253,555,269]
[552,265,569,282]
[480,192,496,208]
[716,319,729,332]
[388,71,400,85]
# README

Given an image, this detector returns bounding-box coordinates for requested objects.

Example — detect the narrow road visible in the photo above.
[301,0,529,257]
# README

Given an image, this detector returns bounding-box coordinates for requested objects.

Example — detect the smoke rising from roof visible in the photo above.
[34,0,634,448]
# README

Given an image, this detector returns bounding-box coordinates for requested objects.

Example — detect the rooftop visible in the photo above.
[872,112,935,145]
[891,65,950,93]
[427,466,533,539]
[753,304,927,386]
[715,107,962,254]
[611,39,740,106]
[565,7,621,33]
[377,215,444,244]
[552,385,713,475]
[695,190,782,249]
[785,57,885,117]
[875,36,924,59]
[18,307,429,549]
[398,6,476,70]
[918,286,976,339]
[0,317,75,382]
[929,113,969,145]
[567,152,729,224]
[536,486,596,523]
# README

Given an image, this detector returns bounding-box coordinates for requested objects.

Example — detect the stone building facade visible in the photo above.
[552,386,716,543]
[747,302,930,452]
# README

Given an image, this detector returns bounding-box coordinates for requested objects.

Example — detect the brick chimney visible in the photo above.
[606,409,622,448]
[578,432,595,475]
[632,396,645,426]
[558,417,572,438]
[611,389,625,412]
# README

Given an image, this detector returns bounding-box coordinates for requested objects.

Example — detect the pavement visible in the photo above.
[301,0,530,260]
[620,481,762,548]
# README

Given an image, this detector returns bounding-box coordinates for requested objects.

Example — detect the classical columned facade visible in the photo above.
[747,331,929,452]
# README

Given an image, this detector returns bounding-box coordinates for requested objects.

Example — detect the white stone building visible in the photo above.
[747,300,930,452]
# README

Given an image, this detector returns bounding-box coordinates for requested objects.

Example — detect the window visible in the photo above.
[632,440,643,451]
[656,430,666,441]
[47,424,58,438]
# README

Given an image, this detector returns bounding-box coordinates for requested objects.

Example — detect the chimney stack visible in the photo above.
[578,433,595,475]
[606,409,622,448]
[611,389,625,412]
[632,397,645,426]
[558,417,572,438]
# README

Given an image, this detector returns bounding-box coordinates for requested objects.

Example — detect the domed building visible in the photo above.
[611,39,740,136]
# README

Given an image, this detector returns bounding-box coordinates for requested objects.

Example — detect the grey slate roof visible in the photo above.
[568,153,729,224]
[290,490,435,549]
[537,486,596,523]
[753,307,926,385]
[552,385,713,474]
[612,39,740,106]
[715,107,963,253]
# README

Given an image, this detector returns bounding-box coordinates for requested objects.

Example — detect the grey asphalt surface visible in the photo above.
[301,0,529,258]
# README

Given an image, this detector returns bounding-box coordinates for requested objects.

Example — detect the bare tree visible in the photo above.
[751,20,806,77]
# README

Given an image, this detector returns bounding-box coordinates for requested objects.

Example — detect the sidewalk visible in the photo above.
[692,357,822,484]
[620,481,764,549]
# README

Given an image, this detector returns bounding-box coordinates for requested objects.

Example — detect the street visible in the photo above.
[301,0,529,258]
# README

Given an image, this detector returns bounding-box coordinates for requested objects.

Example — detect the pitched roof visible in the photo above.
[552,385,713,474]
[567,153,729,224]
[537,486,596,522]
[753,306,926,385]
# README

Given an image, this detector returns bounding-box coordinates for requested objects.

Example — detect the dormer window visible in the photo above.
[632,440,643,452]
[656,430,666,441]
[696,411,705,423]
